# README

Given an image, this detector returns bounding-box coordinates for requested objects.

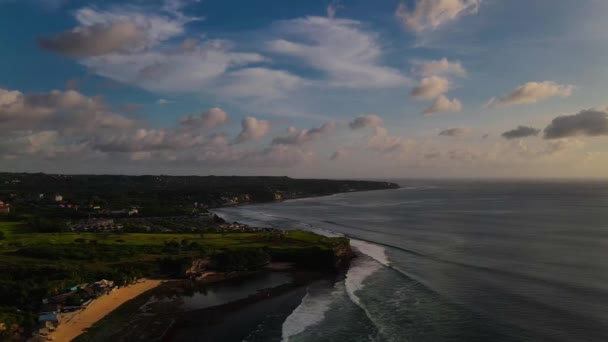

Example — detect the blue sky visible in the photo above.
[1,0,608,178]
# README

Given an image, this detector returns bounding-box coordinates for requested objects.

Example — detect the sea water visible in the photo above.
[213,180,608,342]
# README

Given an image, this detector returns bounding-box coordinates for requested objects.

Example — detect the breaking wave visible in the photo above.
[281,283,343,341]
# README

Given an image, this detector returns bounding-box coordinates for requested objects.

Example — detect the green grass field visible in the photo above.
[0,227,338,249]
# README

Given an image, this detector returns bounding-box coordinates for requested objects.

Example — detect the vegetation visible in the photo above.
[0,219,349,340]
[0,172,377,340]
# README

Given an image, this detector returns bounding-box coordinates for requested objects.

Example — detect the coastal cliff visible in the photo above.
[184,234,355,281]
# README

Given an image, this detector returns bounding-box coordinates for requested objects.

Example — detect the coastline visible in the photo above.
[209,185,400,210]
[45,189,369,341]
[47,279,167,342]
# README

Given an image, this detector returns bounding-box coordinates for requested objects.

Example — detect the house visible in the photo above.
[38,312,61,324]
[0,200,10,214]
[92,279,114,295]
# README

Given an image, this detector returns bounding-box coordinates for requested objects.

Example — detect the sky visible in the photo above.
[1,0,608,178]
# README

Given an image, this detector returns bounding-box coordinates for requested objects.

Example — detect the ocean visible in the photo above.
[212,180,608,342]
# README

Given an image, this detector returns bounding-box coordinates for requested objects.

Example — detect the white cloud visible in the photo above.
[423,95,462,114]
[234,117,271,144]
[39,22,144,57]
[511,138,585,159]
[268,16,408,88]
[395,0,482,33]
[157,99,170,105]
[47,6,276,98]
[216,68,304,100]
[413,58,466,77]
[84,39,266,94]
[92,128,211,152]
[365,126,411,153]
[411,76,450,100]
[349,114,385,130]
[179,107,230,131]
[74,6,192,50]
[271,122,335,145]
[487,81,573,108]
[0,87,136,133]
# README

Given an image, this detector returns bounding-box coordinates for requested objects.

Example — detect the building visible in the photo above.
[0,200,10,214]
[92,279,114,295]
[38,312,61,324]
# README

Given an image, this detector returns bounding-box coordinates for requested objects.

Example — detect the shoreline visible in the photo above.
[69,270,335,341]
[44,191,363,341]
[209,186,400,211]
[47,278,167,342]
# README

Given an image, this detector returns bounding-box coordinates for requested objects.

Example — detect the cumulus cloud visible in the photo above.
[0,85,318,169]
[544,109,608,139]
[39,22,144,57]
[365,127,411,153]
[271,122,335,145]
[395,0,482,32]
[423,95,462,114]
[447,148,480,162]
[234,117,271,144]
[268,16,408,88]
[179,107,229,131]
[511,138,585,159]
[40,4,197,57]
[439,127,470,137]
[349,114,384,130]
[501,125,541,139]
[413,58,466,77]
[0,87,136,133]
[411,76,450,100]
[46,5,279,99]
[74,6,191,49]
[487,81,573,108]
[91,128,210,153]
[410,59,464,114]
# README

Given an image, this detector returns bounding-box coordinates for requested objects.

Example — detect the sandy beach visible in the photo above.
[48,279,164,342]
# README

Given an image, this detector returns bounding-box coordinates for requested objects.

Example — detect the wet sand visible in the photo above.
[48,279,165,342]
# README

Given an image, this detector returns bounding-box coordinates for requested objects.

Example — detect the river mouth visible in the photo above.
[74,270,341,342]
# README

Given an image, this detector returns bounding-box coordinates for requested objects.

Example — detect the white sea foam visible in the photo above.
[345,256,382,306]
[281,284,342,341]
[350,239,390,267]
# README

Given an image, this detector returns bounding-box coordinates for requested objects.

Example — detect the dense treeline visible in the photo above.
[0,173,398,212]
[212,248,270,272]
